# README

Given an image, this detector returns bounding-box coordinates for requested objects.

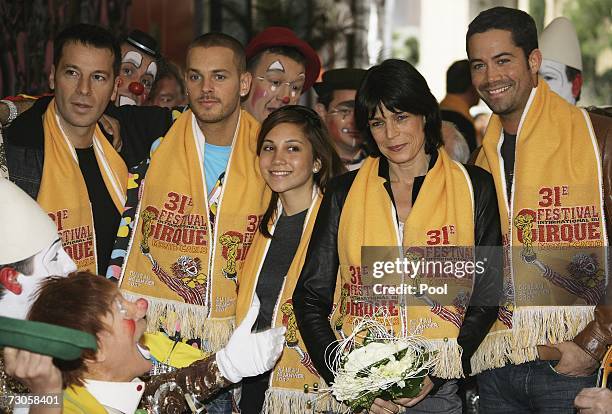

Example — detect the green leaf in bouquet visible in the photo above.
[385,371,427,399]
[362,329,376,346]
[347,391,378,411]
[355,343,422,377]
[346,375,425,411]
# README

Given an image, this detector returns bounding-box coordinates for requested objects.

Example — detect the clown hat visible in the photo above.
[539,17,582,71]
[246,27,321,92]
[0,179,58,265]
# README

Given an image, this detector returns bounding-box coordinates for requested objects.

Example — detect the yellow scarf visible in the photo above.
[143,331,209,368]
[37,100,127,273]
[472,80,607,373]
[120,109,268,351]
[236,192,346,413]
[334,150,475,379]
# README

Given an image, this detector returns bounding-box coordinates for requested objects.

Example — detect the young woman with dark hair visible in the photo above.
[236,105,345,413]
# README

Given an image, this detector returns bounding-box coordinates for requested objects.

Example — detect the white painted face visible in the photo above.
[117,45,158,106]
[0,239,76,319]
[539,59,575,105]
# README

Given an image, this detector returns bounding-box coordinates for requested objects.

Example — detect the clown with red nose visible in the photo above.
[116,30,160,106]
[243,27,321,123]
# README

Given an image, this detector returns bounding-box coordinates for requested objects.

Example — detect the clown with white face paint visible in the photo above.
[116,30,160,106]
[244,27,321,123]
[0,179,76,320]
[538,17,583,105]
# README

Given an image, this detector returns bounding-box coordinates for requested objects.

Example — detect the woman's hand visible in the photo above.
[368,376,434,413]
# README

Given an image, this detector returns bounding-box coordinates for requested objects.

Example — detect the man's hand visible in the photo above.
[368,376,434,413]
[550,341,599,376]
[99,114,122,151]
[3,347,62,394]
[575,387,612,413]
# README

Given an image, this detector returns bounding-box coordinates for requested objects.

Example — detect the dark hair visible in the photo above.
[566,65,581,102]
[189,33,246,73]
[466,7,538,62]
[247,46,306,74]
[256,105,345,238]
[28,272,118,388]
[54,24,121,76]
[149,59,186,98]
[355,59,443,157]
[0,258,34,300]
[316,90,334,109]
[446,60,472,94]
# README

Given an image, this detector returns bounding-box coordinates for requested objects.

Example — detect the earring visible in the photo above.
[313,166,320,173]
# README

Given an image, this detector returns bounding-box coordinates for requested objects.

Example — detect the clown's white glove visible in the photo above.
[216,295,285,383]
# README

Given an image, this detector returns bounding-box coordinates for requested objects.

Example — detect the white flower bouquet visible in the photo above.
[326,313,436,411]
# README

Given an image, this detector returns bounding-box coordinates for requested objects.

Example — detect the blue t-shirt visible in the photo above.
[204,142,232,195]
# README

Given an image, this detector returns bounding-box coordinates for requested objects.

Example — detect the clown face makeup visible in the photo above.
[0,239,76,319]
[95,293,151,381]
[116,44,158,106]
[539,59,576,105]
[244,53,306,122]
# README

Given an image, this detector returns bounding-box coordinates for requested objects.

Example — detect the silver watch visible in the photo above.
[0,100,17,124]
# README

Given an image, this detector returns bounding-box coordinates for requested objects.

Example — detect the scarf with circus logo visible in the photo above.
[38,99,127,273]
[120,109,269,351]
[334,149,476,379]
[472,80,607,373]
[236,191,347,412]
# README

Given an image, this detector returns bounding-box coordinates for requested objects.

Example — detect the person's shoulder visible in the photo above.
[441,108,472,125]
[586,107,612,131]
[240,109,261,132]
[5,96,52,148]
[461,163,495,202]
[585,107,612,148]
[462,163,493,183]
[323,169,359,209]
[328,169,358,192]
[585,106,612,120]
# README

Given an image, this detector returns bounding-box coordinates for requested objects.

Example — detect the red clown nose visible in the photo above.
[129,82,145,96]
[281,96,290,104]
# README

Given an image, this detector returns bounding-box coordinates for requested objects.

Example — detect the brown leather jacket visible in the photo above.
[469,110,612,362]
[141,354,232,412]
[573,111,612,361]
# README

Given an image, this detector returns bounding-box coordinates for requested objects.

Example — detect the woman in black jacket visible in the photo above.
[293,59,502,414]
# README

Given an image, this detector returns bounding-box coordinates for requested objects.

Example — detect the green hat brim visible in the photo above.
[0,316,97,360]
